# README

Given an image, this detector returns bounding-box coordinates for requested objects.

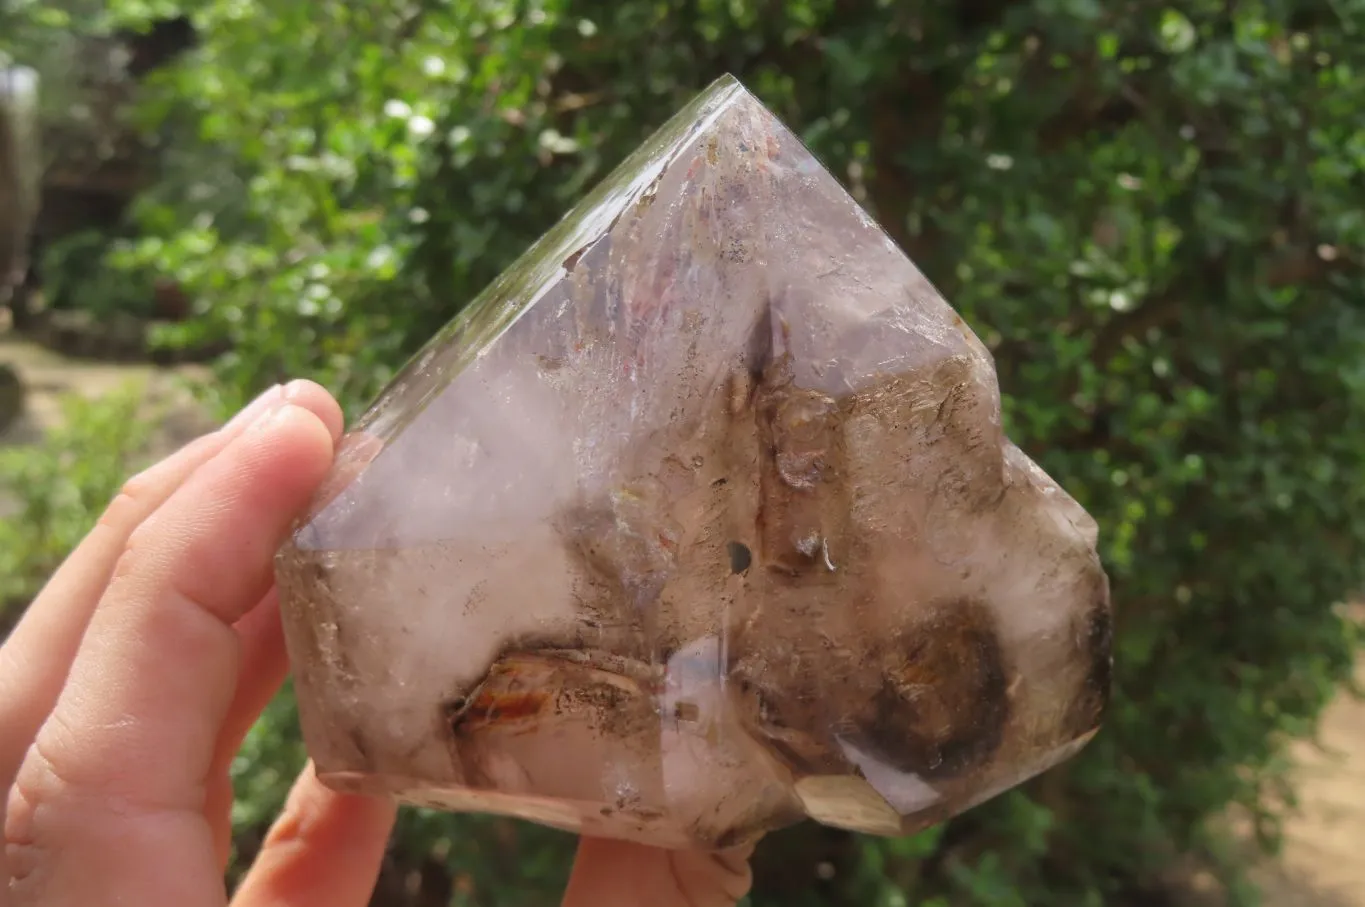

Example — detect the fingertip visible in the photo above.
[563,838,756,907]
[281,380,345,443]
[244,403,337,491]
[278,762,397,860]
[231,764,395,907]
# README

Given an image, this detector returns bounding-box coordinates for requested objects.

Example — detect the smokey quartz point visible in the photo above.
[276,75,1112,850]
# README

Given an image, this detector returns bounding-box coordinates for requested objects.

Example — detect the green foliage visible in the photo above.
[41,230,163,318]
[5,0,1365,905]
[0,386,150,621]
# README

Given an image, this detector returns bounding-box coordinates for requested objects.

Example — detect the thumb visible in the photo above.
[561,838,755,907]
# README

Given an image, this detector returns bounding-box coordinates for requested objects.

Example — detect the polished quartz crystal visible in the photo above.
[275,74,1112,851]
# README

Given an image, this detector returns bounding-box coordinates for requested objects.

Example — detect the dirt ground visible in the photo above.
[1,334,1362,907]
[1245,650,1365,907]
[0,331,213,449]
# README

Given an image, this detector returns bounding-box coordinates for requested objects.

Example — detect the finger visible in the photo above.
[202,432,367,869]
[229,764,395,907]
[561,839,756,907]
[0,431,221,786]
[0,381,341,787]
[205,590,292,869]
[5,403,336,905]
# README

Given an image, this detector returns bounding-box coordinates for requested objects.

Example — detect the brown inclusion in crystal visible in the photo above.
[275,75,1112,851]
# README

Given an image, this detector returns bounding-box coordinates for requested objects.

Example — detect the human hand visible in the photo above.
[0,381,754,906]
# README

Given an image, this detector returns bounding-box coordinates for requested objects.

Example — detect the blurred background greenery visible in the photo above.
[2,1,1364,905]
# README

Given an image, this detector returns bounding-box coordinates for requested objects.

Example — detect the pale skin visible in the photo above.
[0,380,753,907]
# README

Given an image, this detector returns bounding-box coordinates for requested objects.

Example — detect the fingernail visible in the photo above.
[224,384,283,432]
[281,378,345,443]
[281,379,316,403]
[248,400,303,435]
[248,402,337,448]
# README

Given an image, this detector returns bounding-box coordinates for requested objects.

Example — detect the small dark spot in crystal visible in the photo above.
[727,541,752,574]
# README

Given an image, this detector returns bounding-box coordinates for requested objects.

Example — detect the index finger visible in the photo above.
[5,402,335,904]
[0,380,341,792]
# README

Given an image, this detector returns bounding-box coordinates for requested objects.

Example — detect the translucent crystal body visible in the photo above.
[275,75,1112,850]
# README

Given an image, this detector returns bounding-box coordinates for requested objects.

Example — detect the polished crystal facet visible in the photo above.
[275,75,1112,851]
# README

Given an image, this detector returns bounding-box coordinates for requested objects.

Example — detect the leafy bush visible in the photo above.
[6,1,1365,905]
[38,230,162,320]
[0,386,151,627]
